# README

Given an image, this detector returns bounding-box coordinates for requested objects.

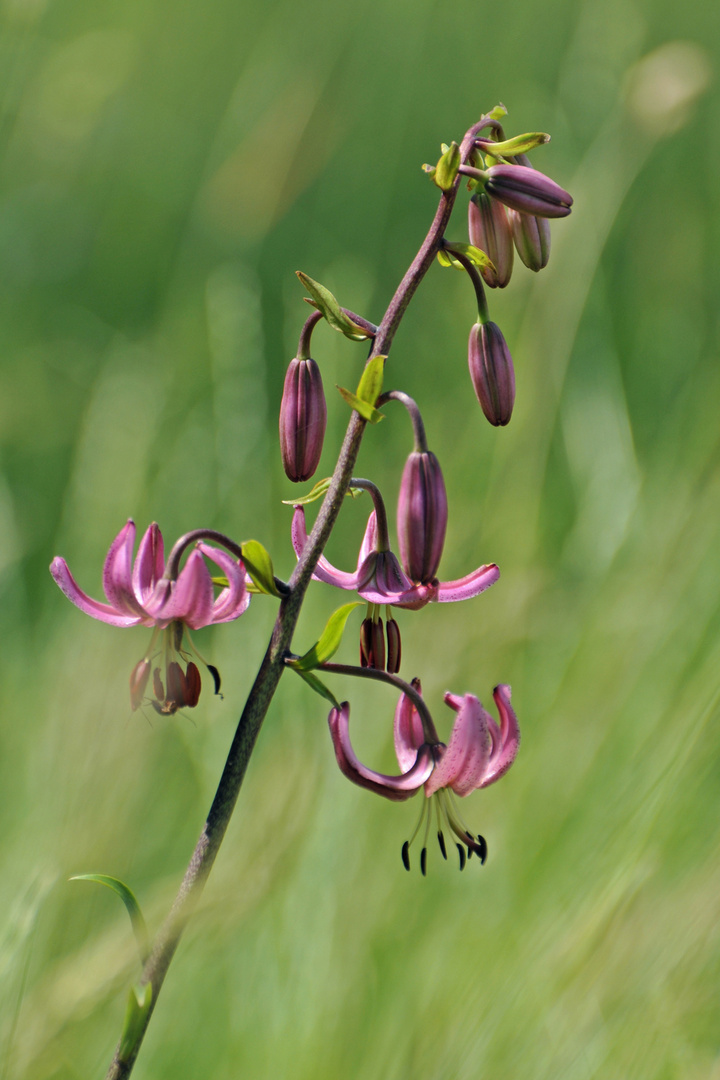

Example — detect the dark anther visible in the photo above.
[420,847,427,877]
[401,840,410,871]
[386,617,401,674]
[476,834,488,864]
[456,844,466,871]
[207,664,222,696]
[184,662,201,707]
[437,831,447,859]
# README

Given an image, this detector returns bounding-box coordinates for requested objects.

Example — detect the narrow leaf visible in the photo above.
[296,272,370,340]
[486,103,508,120]
[70,875,149,963]
[241,540,282,597]
[282,478,364,506]
[293,668,340,708]
[337,386,384,424]
[355,355,385,409]
[478,132,550,157]
[434,141,460,191]
[437,243,496,274]
[119,983,153,1063]
[290,601,363,672]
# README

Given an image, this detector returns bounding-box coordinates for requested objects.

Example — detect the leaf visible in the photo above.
[296,272,370,340]
[356,354,385,406]
[336,386,384,424]
[70,874,149,963]
[241,540,282,597]
[293,669,340,708]
[282,478,364,506]
[119,983,153,1063]
[434,141,460,191]
[437,243,496,274]
[478,132,550,157]
[289,601,363,672]
[486,103,508,121]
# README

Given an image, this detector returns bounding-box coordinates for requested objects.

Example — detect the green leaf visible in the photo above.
[356,355,385,407]
[70,874,149,963]
[282,478,365,506]
[437,243,496,274]
[434,141,460,191]
[336,386,385,424]
[296,272,371,340]
[293,668,340,709]
[289,601,363,672]
[486,103,508,121]
[241,540,282,597]
[479,132,550,157]
[119,983,153,1063]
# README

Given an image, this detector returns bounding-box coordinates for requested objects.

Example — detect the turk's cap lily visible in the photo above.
[50,519,250,629]
[291,505,499,609]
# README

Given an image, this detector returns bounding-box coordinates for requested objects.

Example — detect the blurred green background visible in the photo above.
[1,0,718,1075]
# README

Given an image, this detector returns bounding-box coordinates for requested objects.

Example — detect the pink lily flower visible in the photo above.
[291,505,499,611]
[50,519,250,712]
[328,682,519,873]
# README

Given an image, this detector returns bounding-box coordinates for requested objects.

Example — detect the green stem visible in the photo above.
[103,113,480,1080]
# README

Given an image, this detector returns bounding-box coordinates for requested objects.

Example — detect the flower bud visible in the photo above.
[508,208,551,271]
[468,192,514,288]
[397,451,448,584]
[279,357,327,483]
[484,164,572,218]
[468,322,515,427]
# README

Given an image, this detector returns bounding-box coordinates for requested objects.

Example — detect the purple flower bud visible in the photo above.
[397,451,448,584]
[468,322,515,427]
[279,357,327,483]
[508,208,551,271]
[468,192,514,288]
[484,164,572,219]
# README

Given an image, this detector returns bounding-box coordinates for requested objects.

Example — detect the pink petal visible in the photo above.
[291,505,361,590]
[435,563,500,603]
[132,523,165,605]
[425,693,491,797]
[480,684,520,787]
[50,556,142,627]
[148,549,214,628]
[102,521,148,617]
[196,543,251,623]
[393,689,427,772]
[357,512,378,566]
[329,702,434,802]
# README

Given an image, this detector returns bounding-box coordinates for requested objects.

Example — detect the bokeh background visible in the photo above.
[0,0,718,1076]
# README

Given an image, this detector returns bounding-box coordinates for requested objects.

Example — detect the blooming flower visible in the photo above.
[50,519,249,712]
[328,682,519,872]
[291,505,499,610]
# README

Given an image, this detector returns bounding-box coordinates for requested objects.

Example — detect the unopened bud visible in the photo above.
[468,192,514,288]
[468,322,515,427]
[508,208,551,271]
[397,451,448,583]
[279,357,327,483]
[386,617,402,674]
[360,617,386,670]
[484,164,572,218]
[130,658,151,711]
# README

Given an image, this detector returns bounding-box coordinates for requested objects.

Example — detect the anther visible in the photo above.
[456,844,466,871]
[401,840,411,871]
[207,664,222,696]
[420,847,427,877]
[437,831,447,859]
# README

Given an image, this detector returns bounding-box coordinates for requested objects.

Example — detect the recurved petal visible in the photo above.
[197,542,250,623]
[393,686,427,772]
[480,684,520,787]
[50,556,142,626]
[426,693,492,797]
[329,702,434,802]
[291,506,361,590]
[132,523,165,605]
[102,520,147,617]
[435,563,500,603]
[150,549,215,628]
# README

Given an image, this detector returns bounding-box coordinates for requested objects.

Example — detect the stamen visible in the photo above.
[207,664,222,696]
[420,847,427,876]
[401,840,411,871]
[153,667,165,701]
[437,831,447,859]
[456,844,466,871]
[185,662,202,707]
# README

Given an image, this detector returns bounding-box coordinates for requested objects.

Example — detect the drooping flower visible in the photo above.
[291,505,499,611]
[50,520,249,713]
[483,163,573,218]
[396,450,448,585]
[468,190,514,288]
[328,682,519,873]
[468,320,516,426]
[279,356,327,483]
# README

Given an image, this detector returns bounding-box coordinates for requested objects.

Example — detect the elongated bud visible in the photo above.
[279,357,327,483]
[468,192,514,288]
[130,658,150,711]
[508,208,551,271]
[386,617,402,674]
[397,451,448,583]
[484,164,572,218]
[468,322,515,426]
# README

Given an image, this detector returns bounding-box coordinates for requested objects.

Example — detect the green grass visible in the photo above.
[1,0,719,1076]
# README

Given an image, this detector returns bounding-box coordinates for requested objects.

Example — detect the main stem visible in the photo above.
[105,119,483,1078]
